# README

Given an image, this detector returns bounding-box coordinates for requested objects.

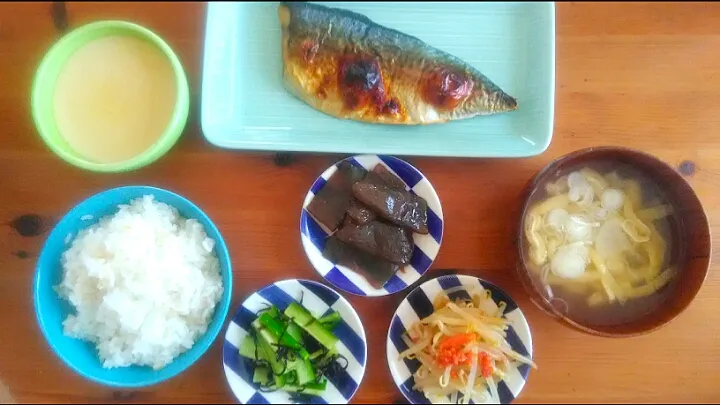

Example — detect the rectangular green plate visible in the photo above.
[200,1,555,157]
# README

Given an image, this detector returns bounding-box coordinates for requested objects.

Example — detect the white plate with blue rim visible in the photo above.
[222,279,367,404]
[300,155,444,297]
[386,274,534,404]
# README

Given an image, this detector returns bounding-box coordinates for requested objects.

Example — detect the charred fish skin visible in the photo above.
[278,1,518,125]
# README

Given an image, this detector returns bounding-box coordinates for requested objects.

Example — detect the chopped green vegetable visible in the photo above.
[239,335,257,360]
[282,381,328,396]
[321,320,340,331]
[295,358,316,386]
[285,303,339,350]
[286,357,304,375]
[318,311,341,326]
[256,330,285,375]
[251,319,272,340]
[253,367,271,385]
[242,303,345,397]
[273,373,287,389]
[265,306,281,318]
[286,322,304,343]
[257,326,280,348]
[319,311,342,331]
[287,371,299,386]
[315,348,339,368]
[285,303,313,325]
[258,313,310,359]
[309,349,325,361]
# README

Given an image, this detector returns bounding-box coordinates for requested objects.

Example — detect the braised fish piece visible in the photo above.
[322,236,400,288]
[278,1,518,125]
[352,180,429,234]
[335,220,413,265]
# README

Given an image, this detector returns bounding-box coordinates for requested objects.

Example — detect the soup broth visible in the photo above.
[53,35,177,164]
[522,161,682,326]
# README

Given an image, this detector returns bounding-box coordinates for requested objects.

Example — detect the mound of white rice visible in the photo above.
[55,195,224,370]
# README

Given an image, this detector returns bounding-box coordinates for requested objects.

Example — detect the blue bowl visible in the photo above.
[33,185,233,388]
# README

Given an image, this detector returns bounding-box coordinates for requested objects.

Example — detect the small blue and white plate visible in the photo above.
[300,155,444,297]
[387,274,534,404]
[222,279,367,404]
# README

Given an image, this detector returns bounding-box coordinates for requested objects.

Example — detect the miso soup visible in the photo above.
[522,161,683,326]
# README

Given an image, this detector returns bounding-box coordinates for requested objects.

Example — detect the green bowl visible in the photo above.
[31,20,190,173]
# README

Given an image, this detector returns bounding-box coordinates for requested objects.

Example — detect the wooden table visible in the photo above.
[1,2,718,403]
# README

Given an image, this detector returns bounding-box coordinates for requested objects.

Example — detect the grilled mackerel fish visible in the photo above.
[278,1,518,125]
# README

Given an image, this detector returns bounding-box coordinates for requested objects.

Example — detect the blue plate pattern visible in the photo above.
[223,279,367,404]
[300,155,444,297]
[387,275,533,404]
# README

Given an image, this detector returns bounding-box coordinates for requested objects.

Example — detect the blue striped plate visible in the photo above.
[386,275,534,404]
[222,279,367,404]
[300,155,444,297]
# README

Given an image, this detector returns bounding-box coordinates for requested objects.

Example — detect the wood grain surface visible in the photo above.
[1,1,719,404]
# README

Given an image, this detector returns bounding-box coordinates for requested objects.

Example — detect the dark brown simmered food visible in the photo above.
[346,165,407,225]
[346,199,376,225]
[352,180,429,234]
[306,161,368,231]
[335,160,368,184]
[322,237,400,288]
[306,187,350,233]
[309,160,430,289]
[368,164,407,191]
[335,220,413,265]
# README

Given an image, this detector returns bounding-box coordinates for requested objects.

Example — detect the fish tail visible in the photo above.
[498,92,518,112]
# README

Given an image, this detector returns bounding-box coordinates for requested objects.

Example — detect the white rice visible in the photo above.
[55,195,223,370]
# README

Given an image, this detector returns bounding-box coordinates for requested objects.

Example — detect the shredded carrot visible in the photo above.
[437,333,477,351]
[479,352,493,378]
[435,333,479,368]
